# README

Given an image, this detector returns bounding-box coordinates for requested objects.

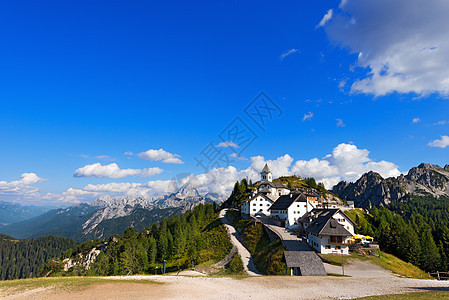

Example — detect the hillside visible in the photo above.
[45,203,232,277]
[0,235,76,280]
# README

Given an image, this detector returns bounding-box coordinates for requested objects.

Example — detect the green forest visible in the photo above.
[351,195,449,273]
[46,203,232,277]
[0,234,76,280]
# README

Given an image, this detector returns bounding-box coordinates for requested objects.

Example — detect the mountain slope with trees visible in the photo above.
[0,235,76,280]
[44,203,232,277]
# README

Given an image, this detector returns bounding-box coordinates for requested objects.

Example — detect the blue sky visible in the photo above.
[1,0,448,206]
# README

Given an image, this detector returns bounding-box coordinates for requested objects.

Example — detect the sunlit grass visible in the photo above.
[321,250,430,279]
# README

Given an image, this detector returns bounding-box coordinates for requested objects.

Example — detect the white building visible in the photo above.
[257,164,290,198]
[268,193,315,228]
[241,193,276,217]
[301,209,355,255]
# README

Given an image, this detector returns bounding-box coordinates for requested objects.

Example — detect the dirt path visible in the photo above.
[3,275,448,300]
[219,209,261,276]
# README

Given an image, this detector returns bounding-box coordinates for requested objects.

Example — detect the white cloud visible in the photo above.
[325,0,449,97]
[124,151,134,156]
[230,153,248,161]
[217,141,239,148]
[434,120,448,125]
[303,112,314,121]
[0,173,46,197]
[336,118,346,127]
[137,148,184,164]
[77,143,401,199]
[412,117,421,124]
[280,49,300,60]
[250,154,294,179]
[317,9,333,28]
[74,163,163,178]
[43,188,101,204]
[291,143,400,188]
[428,135,449,148]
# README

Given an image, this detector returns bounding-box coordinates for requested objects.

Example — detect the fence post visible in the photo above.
[437,271,440,280]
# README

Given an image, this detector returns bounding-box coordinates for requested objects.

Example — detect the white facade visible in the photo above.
[306,209,356,255]
[333,211,355,235]
[241,194,274,217]
[270,197,315,228]
[308,233,350,255]
[258,183,290,198]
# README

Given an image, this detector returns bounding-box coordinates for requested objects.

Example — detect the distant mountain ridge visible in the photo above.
[0,184,226,241]
[332,163,449,208]
[0,201,51,226]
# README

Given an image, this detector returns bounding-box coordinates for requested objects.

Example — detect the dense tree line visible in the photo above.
[221,179,249,208]
[49,203,232,277]
[0,235,76,280]
[355,195,449,273]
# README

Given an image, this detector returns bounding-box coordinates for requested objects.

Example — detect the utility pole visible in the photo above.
[341,249,344,276]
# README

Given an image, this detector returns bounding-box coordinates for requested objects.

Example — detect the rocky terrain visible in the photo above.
[332,163,449,208]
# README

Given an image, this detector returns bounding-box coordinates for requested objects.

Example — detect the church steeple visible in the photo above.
[260,163,272,182]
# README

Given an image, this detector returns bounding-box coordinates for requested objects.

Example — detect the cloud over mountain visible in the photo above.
[0,173,46,200]
[74,163,163,178]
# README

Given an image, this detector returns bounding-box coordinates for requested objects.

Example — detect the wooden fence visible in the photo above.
[420,271,449,280]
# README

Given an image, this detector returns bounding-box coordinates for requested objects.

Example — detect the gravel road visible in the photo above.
[4,275,448,300]
[219,209,261,276]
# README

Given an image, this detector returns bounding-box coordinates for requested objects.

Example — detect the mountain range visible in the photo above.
[332,163,449,208]
[2,162,448,241]
[0,185,225,241]
[0,201,52,226]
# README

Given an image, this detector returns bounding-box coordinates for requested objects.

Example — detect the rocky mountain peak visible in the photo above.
[332,163,449,208]
[174,184,200,199]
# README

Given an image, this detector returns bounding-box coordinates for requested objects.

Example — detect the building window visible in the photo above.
[325,245,331,249]
[336,246,341,250]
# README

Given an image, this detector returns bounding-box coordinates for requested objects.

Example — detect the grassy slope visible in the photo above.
[226,210,285,275]
[321,249,429,279]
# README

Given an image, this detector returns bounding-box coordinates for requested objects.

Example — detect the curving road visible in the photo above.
[219,209,262,276]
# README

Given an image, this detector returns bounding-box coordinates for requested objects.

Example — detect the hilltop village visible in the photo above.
[240,164,357,256]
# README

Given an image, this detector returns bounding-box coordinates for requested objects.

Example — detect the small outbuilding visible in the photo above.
[281,251,326,276]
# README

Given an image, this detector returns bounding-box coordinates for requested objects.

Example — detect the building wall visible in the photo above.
[308,233,349,255]
[286,200,314,227]
[333,212,355,235]
[270,209,288,221]
[244,195,273,216]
